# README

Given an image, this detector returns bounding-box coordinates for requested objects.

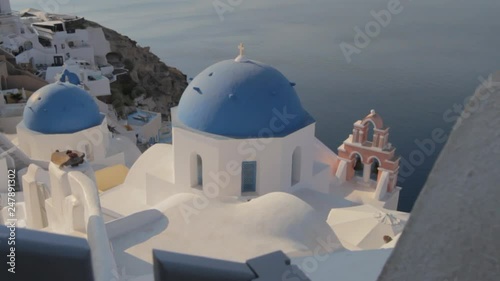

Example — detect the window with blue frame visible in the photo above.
[241,161,257,193]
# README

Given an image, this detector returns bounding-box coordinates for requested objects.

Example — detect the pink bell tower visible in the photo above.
[335,110,400,199]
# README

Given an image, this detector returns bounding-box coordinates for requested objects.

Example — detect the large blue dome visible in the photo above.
[23,82,103,134]
[177,59,314,138]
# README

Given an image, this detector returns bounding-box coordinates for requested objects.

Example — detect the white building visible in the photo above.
[45,59,113,97]
[127,109,162,145]
[16,15,110,68]
[0,1,113,76]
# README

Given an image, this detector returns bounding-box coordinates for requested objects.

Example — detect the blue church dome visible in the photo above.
[177,58,314,138]
[23,82,103,134]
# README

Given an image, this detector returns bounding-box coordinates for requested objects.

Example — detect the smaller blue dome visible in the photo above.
[23,82,103,134]
[59,69,81,85]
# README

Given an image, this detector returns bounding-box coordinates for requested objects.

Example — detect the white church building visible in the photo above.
[16,80,139,167]
[96,47,342,216]
[98,47,401,215]
[172,50,322,196]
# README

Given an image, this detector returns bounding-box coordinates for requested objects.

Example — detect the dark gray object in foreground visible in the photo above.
[0,225,94,281]
[378,72,500,281]
[153,249,310,281]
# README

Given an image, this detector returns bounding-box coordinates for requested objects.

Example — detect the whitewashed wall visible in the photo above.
[16,117,111,162]
[172,123,317,197]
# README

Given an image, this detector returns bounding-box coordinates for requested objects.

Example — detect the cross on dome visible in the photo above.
[235,43,249,63]
[238,43,245,57]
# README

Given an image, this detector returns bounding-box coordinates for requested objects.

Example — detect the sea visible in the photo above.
[13,0,500,211]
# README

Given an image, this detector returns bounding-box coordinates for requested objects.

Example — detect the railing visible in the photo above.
[33,27,54,40]
[68,172,119,281]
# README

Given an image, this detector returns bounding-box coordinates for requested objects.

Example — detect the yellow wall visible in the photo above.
[95,164,129,192]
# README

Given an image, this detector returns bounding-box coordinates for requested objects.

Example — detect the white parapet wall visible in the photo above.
[68,170,118,281]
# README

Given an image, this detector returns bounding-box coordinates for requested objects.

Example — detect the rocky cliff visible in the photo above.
[81,20,188,119]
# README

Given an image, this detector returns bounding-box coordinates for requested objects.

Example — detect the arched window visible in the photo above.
[352,153,364,178]
[369,157,381,181]
[365,120,376,144]
[291,147,301,185]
